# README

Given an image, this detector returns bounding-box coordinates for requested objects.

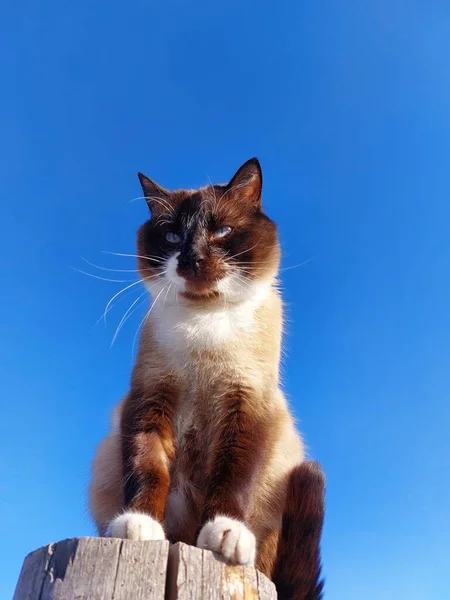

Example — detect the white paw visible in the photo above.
[197,515,256,565]
[106,511,166,541]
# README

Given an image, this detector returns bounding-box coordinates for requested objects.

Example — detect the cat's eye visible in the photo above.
[213,226,232,239]
[165,232,181,244]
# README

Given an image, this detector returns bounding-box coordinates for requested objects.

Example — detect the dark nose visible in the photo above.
[193,257,204,270]
[178,255,204,272]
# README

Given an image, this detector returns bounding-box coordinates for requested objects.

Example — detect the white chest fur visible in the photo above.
[151,283,269,354]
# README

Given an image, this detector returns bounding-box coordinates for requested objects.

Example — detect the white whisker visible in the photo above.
[227,261,273,265]
[101,250,165,263]
[128,196,175,216]
[127,195,148,204]
[226,240,261,261]
[216,180,251,210]
[143,196,176,217]
[80,257,140,273]
[163,283,173,309]
[281,257,316,272]
[132,284,169,357]
[110,291,147,347]
[102,273,166,325]
[95,285,141,326]
[73,268,136,283]
[234,276,252,292]
[102,280,145,324]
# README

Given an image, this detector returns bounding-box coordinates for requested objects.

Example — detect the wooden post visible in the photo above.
[14,538,277,599]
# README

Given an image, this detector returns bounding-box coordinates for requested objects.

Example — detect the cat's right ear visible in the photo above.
[137,172,171,216]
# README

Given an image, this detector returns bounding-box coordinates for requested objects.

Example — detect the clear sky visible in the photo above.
[1,1,450,598]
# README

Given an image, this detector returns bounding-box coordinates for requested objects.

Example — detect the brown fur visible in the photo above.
[89,159,325,598]
[273,462,325,600]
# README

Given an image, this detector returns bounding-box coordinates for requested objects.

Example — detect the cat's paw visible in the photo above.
[197,515,256,565]
[106,511,166,541]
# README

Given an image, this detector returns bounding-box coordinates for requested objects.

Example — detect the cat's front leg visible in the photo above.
[107,382,178,541]
[197,386,270,565]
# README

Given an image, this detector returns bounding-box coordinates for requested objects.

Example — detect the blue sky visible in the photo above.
[1,1,450,598]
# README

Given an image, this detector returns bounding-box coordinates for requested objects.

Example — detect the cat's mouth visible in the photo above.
[179,289,221,302]
[178,278,223,301]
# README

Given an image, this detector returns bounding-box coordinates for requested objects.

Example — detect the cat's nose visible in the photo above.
[189,257,204,273]
[178,255,204,273]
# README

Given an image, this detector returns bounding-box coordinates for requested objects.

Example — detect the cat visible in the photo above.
[89,158,325,600]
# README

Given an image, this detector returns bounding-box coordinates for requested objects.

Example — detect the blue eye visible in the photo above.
[214,226,232,239]
[165,232,181,243]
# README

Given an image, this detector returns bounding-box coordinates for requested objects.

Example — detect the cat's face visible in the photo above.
[136,159,280,303]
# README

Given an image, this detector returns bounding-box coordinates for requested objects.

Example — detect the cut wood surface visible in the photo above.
[14,537,277,599]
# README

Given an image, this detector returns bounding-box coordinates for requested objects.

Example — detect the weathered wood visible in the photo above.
[40,537,123,600]
[14,538,169,600]
[14,538,277,599]
[113,538,169,600]
[167,542,277,599]
[13,544,54,600]
[201,546,224,600]
[256,570,279,600]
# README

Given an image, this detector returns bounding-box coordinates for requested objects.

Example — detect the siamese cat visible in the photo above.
[89,159,325,599]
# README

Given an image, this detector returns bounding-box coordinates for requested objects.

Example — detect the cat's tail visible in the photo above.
[272,460,326,600]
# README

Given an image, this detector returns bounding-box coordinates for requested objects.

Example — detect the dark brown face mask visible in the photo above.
[135,158,280,301]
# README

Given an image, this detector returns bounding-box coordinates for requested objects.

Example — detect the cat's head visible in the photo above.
[136,158,280,304]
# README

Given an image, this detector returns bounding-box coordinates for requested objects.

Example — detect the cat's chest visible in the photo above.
[151,301,257,357]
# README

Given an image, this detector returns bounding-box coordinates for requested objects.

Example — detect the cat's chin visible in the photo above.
[179,289,221,302]
[178,278,224,302]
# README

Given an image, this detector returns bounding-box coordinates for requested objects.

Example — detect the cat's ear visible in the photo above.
[137,172,172,216]
[226,158,262,208]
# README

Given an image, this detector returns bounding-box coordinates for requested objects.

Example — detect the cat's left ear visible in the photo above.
[137,172,172,216]
[226,158,262,208]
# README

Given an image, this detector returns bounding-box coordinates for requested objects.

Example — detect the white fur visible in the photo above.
[165,253,186,291]
[152,280,269,351]
[106,512,166,541]
[144,252,273,353]
[197,516,256,565]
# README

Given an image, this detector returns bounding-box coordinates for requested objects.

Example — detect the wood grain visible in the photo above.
[167,542,277,599]
[113,538,169,600]
[13,544,54,600]
[14,538,276,599]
